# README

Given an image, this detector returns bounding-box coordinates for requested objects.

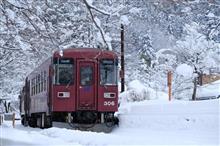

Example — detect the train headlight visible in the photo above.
[104,93,115,98]
[58,92,70,98]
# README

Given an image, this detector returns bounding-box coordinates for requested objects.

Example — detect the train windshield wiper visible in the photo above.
[66,80,72,89]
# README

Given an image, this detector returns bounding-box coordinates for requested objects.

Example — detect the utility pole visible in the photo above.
[121,24,125,93]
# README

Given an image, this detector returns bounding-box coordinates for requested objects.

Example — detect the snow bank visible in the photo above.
[197,79,220,98]
[119,99,219,129]
[118,99,220,145]
[119,80,168,103]
[1,123,81,146]
[116,99,219,145]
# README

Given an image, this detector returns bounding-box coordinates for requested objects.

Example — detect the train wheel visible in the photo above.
[37,114,52,128]
[45,116,52,128]
[36,113,45,128]
[28,116,37,127]
[21,116,25,125]
[21,115,28,126]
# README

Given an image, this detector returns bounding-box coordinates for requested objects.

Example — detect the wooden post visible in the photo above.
[167,71,172,101]
[12,113,15,128]
[0,114,2,125]
[121,24,125,93]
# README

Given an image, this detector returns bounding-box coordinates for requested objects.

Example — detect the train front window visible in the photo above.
[80,66,93,86]
[100,59,118,85]
[54,58,74,85]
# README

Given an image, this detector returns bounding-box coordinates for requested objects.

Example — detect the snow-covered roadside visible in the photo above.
[1,99,219,146]
[117,99,219,145]
[1,123,81,146]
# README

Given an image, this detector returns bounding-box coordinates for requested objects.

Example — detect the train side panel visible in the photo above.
[27,58,51,116]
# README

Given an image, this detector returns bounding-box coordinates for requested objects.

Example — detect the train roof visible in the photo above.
[53,48,118,59]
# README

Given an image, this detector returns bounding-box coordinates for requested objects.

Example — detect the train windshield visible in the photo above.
[53,58,74,85]
[100,59,118,85]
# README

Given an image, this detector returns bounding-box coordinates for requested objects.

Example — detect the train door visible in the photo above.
[77,60,96,110]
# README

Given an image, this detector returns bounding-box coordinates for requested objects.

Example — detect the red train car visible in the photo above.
[20,48,119,129]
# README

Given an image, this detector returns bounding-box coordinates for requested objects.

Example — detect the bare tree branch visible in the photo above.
[4,0,29,10]
[82,0,110,16]
[21,11,41,35]
[82,0,110,50]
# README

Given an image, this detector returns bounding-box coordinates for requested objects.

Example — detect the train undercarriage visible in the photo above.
[21,111,119,133]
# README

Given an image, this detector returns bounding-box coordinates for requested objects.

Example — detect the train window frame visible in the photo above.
[37,74,40,94]
[100,59,118,86]
[33,77,36,95]
[53,58,74,85]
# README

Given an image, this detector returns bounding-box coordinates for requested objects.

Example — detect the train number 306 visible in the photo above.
[104,101,115,106]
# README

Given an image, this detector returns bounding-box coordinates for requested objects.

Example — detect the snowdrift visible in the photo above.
[118,99,219,131]
[119,80,168,102]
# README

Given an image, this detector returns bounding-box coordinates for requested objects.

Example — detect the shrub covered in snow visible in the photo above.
[119,80,168,103]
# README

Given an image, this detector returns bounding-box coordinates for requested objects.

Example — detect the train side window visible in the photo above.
[36,76,38,94]
[33,77,36,95]
[35,77,37,95]
[44,71,46,91]
[41,72,43,92]
[31,79,32,96]
[53,58,74,85]
[37,74,40,94]
[33,78,35,96]
[36,75,39,94]
[31,79,34,96]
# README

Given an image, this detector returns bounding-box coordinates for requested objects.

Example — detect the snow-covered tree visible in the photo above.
[172,23,219,100]
[0,0,219,102]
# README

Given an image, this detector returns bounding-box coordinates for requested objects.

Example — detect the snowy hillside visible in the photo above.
[1,99,219,146]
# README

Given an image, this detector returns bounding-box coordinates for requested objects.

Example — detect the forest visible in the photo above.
[0,0,219,100]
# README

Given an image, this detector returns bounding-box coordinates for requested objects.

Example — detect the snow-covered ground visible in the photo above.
[1,80,219,146]
[1,99,219,146]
